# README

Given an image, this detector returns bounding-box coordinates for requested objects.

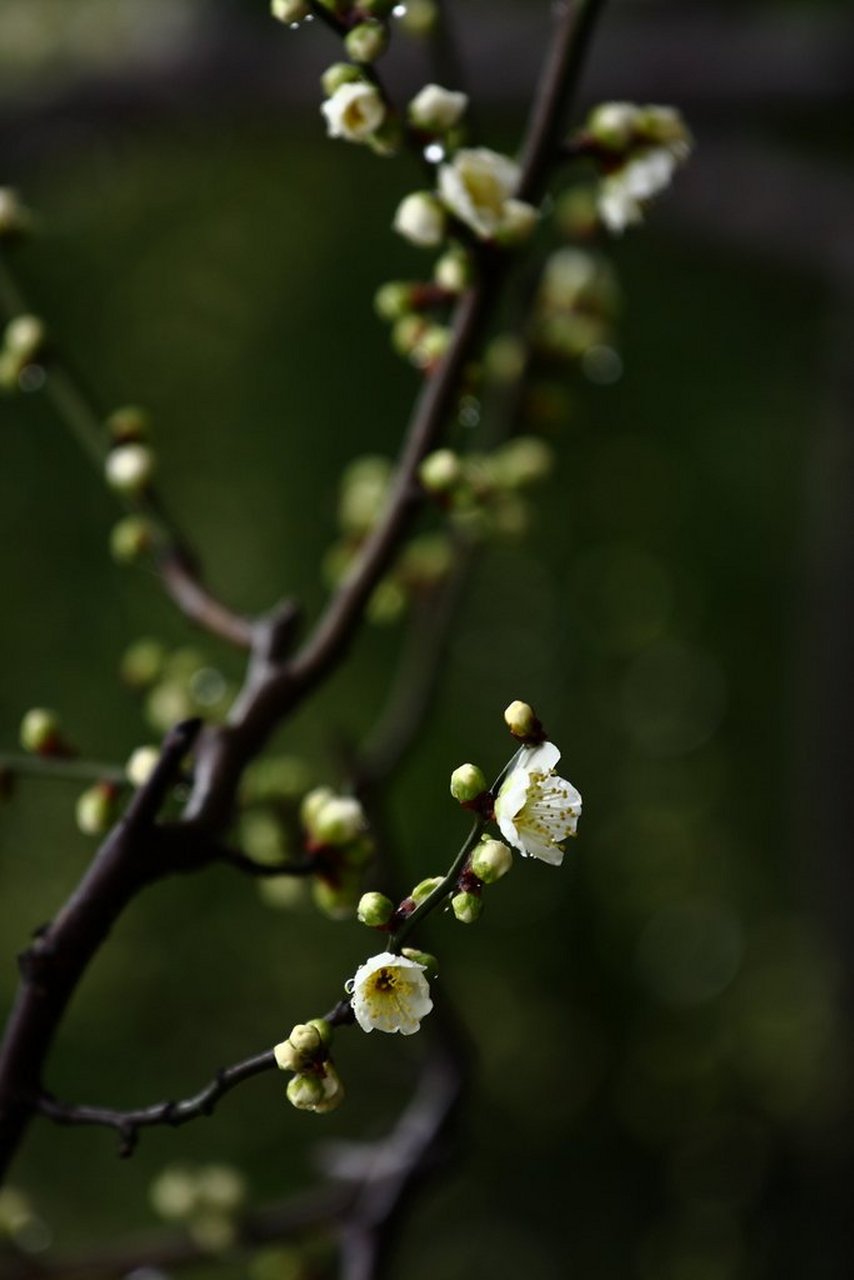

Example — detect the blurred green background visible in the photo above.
[1,0,852,1277]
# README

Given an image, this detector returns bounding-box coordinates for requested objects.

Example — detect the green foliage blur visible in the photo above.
[0,2,850,1278]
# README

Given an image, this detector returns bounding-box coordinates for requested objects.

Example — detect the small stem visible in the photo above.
[0,755,127,787]
[390,819,485,952]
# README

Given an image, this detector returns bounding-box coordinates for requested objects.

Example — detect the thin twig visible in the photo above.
[0,756,127,787]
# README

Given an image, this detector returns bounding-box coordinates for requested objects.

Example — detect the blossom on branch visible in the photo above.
[321,82,386,143]
[438,148,538,242]
[494,742,581,865]
[350,951,434,1035]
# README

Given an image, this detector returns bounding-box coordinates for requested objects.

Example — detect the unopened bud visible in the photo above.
[287,1073,325,1110]
[273,1038,302,1072]
[105,443,155,496]
[434,247,470,292]
[412,324,451,369]
[311,795,366,845]
[20,707,63,756]
[408,84,468,132]
[150,1167,198,1220]
[345,20,388,64]
[125,746,160,788]
[120,638,166,689]
[110,515,158,564]
[470,838,513,884]
[411,875,444,905]
[76,783,118,836]
[419,448,461,494]
[197,1165,245,1212]
[307,1017,333,1047]
[393,192,446,248]
[587,101,640,151]
[504,699,540,739]
[4,314,45,362]
[106,405,150,444]
[357,891,395,927]
[392,314,427,358]
[271,0,310,21]
[449,762,487,804]
[401,947,439,976]
[399,0,437,35]
[300,786,335,831]
[288,1023,324,1059]
[321,62,363,97]
[452,891,481,923]
[494,437,554,489]
[313,1062,345,1113]
[374,281,416,322]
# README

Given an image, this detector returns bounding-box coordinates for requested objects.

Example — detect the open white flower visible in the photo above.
[350,951,433,1035]
[598,145,684,234]
[321,82,386,143]
[438,148,537,241]
[494,742,581,865]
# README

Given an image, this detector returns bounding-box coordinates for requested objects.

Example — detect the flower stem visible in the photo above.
[390,819,486,953]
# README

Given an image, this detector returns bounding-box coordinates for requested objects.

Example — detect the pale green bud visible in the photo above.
[300,786,335,831]
[357,890,395,927]
[339,455,392,535]
[411,875,444,905]
[20,707,63,755]
[392,314,427,358]
[393,191,446,248]
[401,947,439,976]
[105,443,155,495]
[197,1164,245,1212]
[307,1017,333,1048]
[288,1023,324,1059]
[374,281,416,322]
[504,699,539,739]
[271,0,310,22]
[125,745,159,788]
[399,0,437,35]
[311,795,366,845]
[287,1073,325,1110]
[75,783,118,836]
[145,681,194,733]
[110,515,158,564]
[434,247,470,292]
[4,314,45,361]
[345,20,388,64]
[408,84,468,132]
[366,578,407,625]
[273,1038,302,1072]
[238,810,287,864]
[321,63,363,97]
[470,838,513,884]
[636,105,691,150]
[452,891,482,923]
[419,448,462,494]
[412,324,451,368]
[120,638,166,689]
[449,762,487,804]
[106,405,150,444]
[312,1062,345,1113]
[0,189,31,239]
[587,101,640,151]
[150,1166,198,1220]
[494,437,555,489]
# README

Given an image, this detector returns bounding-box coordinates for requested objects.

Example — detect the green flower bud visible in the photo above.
[357,890,395,927]
[399,0,437,35]
[238,810,287,864]
[419,448,462,495]
[110,515,158,564]
[494,437,555,489]
[470,838,513,884]
[312,1062,345,1113]
[411,875,444,905]
[375,281,416,322]
[311,795,366,845]
[587,101,640,151]
[345,20,388,64]
[307,1017,333,1048]
[401,947,439,976]
[20,707,63,755]
[393,192,446,248]
[145,680,194,733]
[271,0,310,22]
[300,785,335,831]
[554,186,600,241]
[4,314,46,362]
[504,699,539,739]
[105,443,155,495]
[119,638,165,690]
[412,324,451,369]
[366,578,407,625]
[450,762,487,804]
[451,891,482,923]
[392,314,427,358]
[0,188,31,239]
[339,455,392,535]
[106,404,150,444]
[75,783,118,836]
[433,247,470,293]
[636,105,691,149]
[125,745,160,788]
[150,1166,199,1220]
[197,1164,245,1212]
[273,1038,302,1072]
[321,62,363,97]
[288,1023,324,1059]
[287,1073,325,1110]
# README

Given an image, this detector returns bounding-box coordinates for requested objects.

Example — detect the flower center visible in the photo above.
[373,968,397,993]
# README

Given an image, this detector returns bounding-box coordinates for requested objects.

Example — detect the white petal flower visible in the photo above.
[438,148,537,241]
[408,84,468,131]
[321,82,386,143]
[597,145,683,234]
[494,742,581,865]
[350,951,433,1035]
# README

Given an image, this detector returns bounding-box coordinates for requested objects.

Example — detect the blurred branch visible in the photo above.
[0,756,127,787]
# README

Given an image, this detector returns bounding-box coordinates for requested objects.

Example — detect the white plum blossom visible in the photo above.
[408,83,468,132]
[438,148,538,241]
[393,191,447,247]
[598,142,689,234]
[350,951,433,1035]
[494,741,581,866]
[321,82,386,143]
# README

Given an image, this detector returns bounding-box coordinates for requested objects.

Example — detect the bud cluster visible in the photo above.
[273,1018,344,1114]
[300,787,374,919]
[449,838,513,925]
[150,1163,246,1253]
[416,435,556,542]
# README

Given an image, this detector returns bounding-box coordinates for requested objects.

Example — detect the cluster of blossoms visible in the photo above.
[149,1163,246,1252]
[578,101,693,234]
[273,702,582,1106]
[119,636,235,734]
[530,247,619,363]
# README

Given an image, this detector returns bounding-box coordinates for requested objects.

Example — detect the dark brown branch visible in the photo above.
[0,720,201,1181]
[157,549,255,649]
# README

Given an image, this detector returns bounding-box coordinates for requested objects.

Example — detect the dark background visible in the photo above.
[1,1,853,1276]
